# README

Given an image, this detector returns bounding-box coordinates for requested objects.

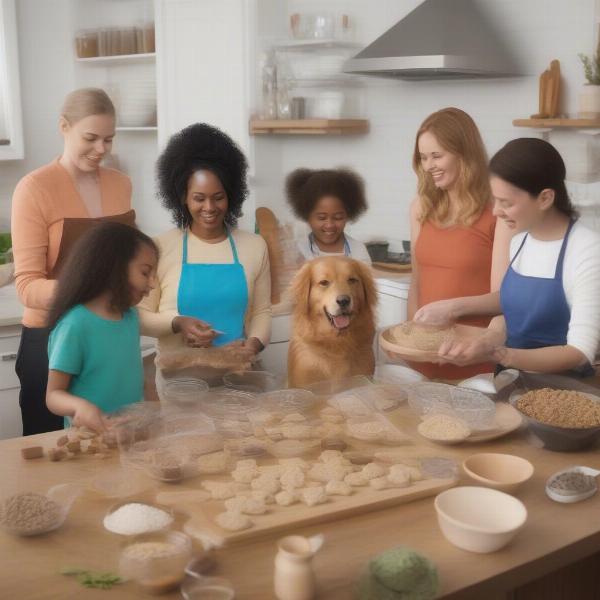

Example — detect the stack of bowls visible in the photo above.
[117,79,156,127]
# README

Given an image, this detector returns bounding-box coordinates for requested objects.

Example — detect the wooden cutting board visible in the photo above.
[255,207,283,305]
[183,474,456,546]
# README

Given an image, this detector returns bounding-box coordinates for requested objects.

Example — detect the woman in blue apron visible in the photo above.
[138,123,271,365]
[286,168,372,264]
[432,138,600,375]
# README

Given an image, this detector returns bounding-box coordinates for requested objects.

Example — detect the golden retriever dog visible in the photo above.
[287,256,377,388]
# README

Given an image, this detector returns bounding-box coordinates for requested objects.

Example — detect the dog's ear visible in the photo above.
[290,261,312,315]
[355,261,378,309]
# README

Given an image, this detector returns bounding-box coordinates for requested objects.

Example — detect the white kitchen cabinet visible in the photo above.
[156,0,252,155]
[375,278,409,364]
[0,388,21,439]
[260,312,290,378]
[0,0,24,160]
[0,324,22,439]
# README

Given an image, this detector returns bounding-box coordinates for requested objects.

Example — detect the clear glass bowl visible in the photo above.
[408,382,496,430]
[89,469,154,499]
[260,389,317,414]
[0,483,82,536]
[199,389,260,440]
[300,376,371,399]
[159,377,209,407]
[181,575,235,600]
[199,389,259,420]
[223,370,283,393]
[119,530,192,593]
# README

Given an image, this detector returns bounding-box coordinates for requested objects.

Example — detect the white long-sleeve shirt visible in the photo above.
[509,220,600,364]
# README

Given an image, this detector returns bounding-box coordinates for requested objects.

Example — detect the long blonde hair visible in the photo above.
[61,87,115,125]
[412,107,491,226]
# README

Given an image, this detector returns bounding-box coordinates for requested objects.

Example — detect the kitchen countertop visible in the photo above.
[3,381,600,598]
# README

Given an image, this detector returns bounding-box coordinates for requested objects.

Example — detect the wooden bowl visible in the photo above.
[379,322,487,363]
[462,453,534,494]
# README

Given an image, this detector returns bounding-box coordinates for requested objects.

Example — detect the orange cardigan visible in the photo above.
[10,158,132,327]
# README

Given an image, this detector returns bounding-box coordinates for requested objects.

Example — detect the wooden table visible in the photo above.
[3,398,600,599]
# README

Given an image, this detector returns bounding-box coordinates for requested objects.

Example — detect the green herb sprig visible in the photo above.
[579,33,600,85]
[60,567,124,590]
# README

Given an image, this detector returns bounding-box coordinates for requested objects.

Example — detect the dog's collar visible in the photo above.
[308,233,351,258]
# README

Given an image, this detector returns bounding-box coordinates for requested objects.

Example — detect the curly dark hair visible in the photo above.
[285,167,368,222]
[47,222,158,330]
[156,123,249,229]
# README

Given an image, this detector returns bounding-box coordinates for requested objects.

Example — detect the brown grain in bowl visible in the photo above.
[517,388,600,429]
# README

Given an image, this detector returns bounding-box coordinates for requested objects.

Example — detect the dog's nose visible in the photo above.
[336,295,351,308]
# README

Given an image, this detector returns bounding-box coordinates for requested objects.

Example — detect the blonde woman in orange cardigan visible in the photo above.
[11,88,134,435]
[406,107,512,380]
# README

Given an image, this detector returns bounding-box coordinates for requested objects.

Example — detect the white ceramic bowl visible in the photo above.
[434,486,527,553]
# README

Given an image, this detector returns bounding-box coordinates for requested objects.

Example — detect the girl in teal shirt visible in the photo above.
[47,222,158,433]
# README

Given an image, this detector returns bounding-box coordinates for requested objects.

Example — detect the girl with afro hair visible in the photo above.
[285,167,371,263]
[138,123,271,363]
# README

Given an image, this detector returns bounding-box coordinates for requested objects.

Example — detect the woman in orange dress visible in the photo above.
[407,107,511,380]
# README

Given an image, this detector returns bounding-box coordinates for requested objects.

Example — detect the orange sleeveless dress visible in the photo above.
[410,205,496,380]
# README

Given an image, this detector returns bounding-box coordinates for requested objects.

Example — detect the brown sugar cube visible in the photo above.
[321,438,347,451]
[48,448,66,462]
[76,429,97,441]
[21,446,44,460]
[134,426,150,442]
[85,444,99,455]
[56,435,69,447]
[101,432,118,449]
[66,440,81,454]
[160,465,183,481]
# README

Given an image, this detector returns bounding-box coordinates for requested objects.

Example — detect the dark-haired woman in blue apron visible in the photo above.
[424,138,600,375]
[138,124,272,375]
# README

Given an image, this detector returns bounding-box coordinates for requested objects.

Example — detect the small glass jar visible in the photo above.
[75,29,99,58]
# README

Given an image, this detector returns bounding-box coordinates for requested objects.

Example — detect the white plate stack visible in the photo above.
[114,79,156,127]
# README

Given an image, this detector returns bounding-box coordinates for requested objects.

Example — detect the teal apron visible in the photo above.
[177,230,249,346]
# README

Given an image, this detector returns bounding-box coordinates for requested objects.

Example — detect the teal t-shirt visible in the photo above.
[48,304,143,416]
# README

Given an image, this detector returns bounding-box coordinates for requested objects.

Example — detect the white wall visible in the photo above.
[0,0,74,226]
[3,0,597,244]
[255,0,598,250]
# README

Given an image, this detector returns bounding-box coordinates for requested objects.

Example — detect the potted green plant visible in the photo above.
[578,34,600,119]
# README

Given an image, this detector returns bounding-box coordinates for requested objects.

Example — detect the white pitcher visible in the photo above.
[274,534,324,600]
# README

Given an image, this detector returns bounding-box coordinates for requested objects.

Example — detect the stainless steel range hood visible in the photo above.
[344,0,521,80]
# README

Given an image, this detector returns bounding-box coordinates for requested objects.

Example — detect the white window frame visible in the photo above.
[0,0,23,160]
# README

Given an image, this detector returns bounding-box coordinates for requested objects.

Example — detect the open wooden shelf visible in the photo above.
[250,118,369,136]
[513,118,600,129]
[273,39,362,51]
[76,52,156,64]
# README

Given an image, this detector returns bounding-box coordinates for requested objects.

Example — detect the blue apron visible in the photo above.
[308,232,351,257]
[500,220,593,375]
[177,230,248,347]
